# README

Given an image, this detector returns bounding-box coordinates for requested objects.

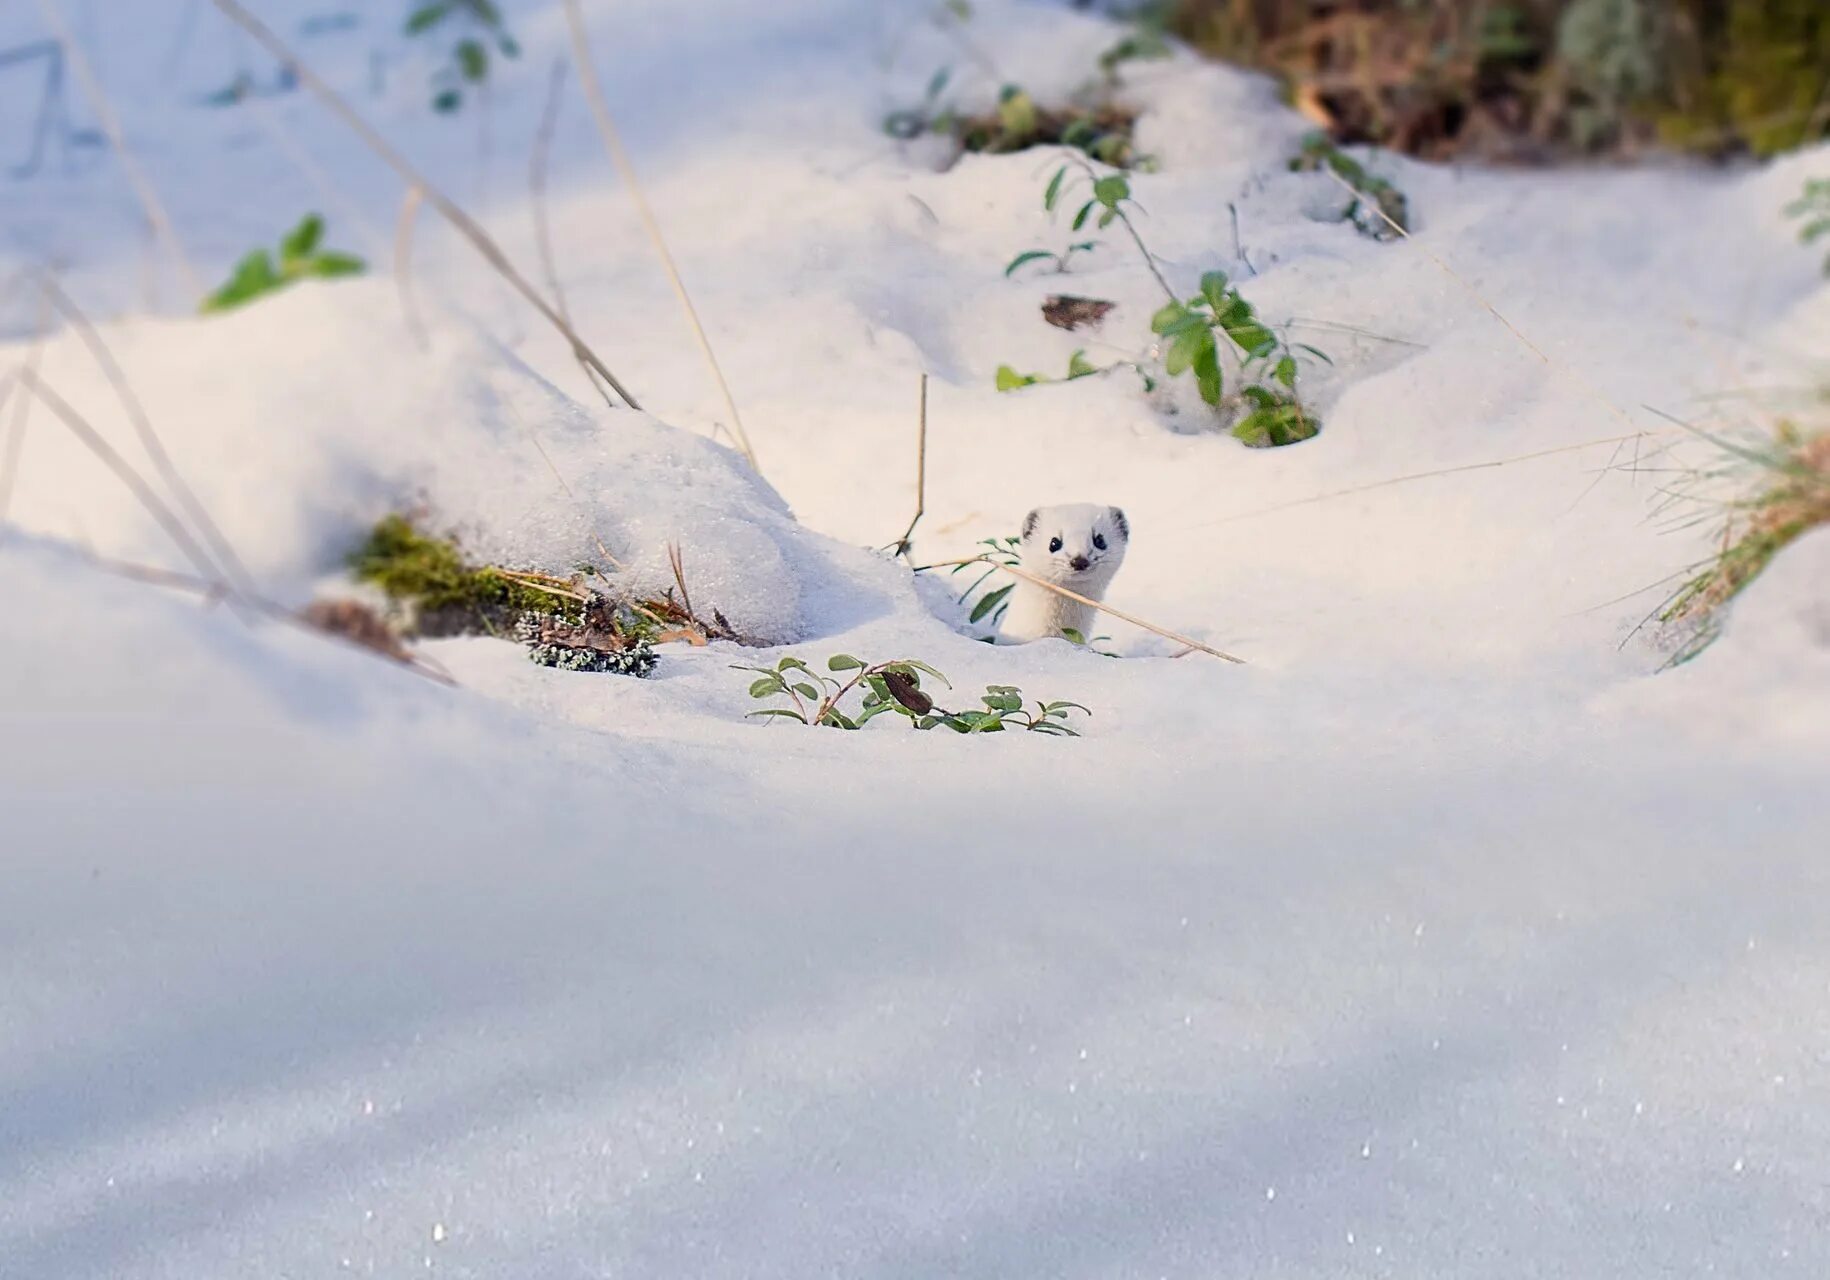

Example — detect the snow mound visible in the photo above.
[9,283,845,641]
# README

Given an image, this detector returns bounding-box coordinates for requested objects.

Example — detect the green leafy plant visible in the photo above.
[405,0,519,114]
[998,161,1327,447]
[951,535,1021,630]
[1097,24,1173,86]
[737,654,1088,735]
[201,214,363,314]
[1786,179,1830,276]
[1288,133,1410,240]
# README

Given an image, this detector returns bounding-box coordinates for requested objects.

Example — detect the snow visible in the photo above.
[2,0,1828,1276]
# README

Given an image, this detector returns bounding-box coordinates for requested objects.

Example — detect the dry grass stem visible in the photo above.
[561,0,759,471]
[33,271,259,600]
[1177,427,1671,532]
[15,367,233,596]
[208,0,642,410]
[1319,166,1640,436]
[393,185,429,351]
[529,57,617,413]
[919,555,1247,663]
[893,373,929,557]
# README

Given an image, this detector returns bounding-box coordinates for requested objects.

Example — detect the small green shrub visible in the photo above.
[1786,179,1830,276]
[737,653,1088,735]
[201,214,363,314]
[405,0,519,114]
[997,163,1327,447]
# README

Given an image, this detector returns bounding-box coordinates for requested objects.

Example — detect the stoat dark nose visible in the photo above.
[1069,555,1091,572]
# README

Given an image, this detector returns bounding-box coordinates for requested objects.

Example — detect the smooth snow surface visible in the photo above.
[2,1,1827,1276]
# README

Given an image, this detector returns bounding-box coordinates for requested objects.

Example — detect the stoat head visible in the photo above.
[1019,503,1129,588]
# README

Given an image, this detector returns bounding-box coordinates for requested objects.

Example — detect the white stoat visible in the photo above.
[996,502,1129,644]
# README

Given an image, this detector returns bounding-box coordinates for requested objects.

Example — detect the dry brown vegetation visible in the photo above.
[1162,0,1830,161]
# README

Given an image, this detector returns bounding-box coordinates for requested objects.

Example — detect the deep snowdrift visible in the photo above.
[2,0,1827,1276]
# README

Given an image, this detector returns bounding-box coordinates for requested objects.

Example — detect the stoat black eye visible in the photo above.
[1092,533,1107,551]
[1047,536,1062,553]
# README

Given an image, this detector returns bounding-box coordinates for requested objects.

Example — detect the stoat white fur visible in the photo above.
[997,502,1129,644]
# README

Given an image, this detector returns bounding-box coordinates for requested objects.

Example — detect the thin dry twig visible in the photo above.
[1174,427,1672,532]
[32,271,259,600]
[207,0,642,409]
[893,372,928,557]
[666,541,697,623]
[34,0,201,299]
[917,555,1246,663]
[1318,166,1640,435]
[561,0,759,470]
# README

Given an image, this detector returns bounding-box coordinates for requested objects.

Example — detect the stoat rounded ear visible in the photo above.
[1108,507,1129,542]
[1021,509,1041,541]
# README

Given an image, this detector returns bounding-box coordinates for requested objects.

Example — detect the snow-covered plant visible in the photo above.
[201,214,363,313]
[738,654,1087,735]
[1786,179,1830,276]
[405,0,519,114]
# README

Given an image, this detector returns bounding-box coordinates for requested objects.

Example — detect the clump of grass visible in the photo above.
[738,653,1088,735]
[1659,421,1830,663]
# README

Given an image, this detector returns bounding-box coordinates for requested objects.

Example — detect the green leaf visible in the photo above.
[995,365,1040,392]
[1199,270,1230,313]
[1070,199,1096,232]
[996,86,1037,140]
[793,683,822,701]
[1092,175,1129,208]
[305,252,366,280]
[820,708,860,730]
[1097,208,1118,229]
[456,39,488,83]
[433,88,463,113]
[280,214,323,264]
[1273,355,1298,388]
[748,676,782,698]
[405,2,451,35]
[1066,350,1097,379]
[1150,300,1190,335]
[1042,700,1092,715]
[969,583,1013,623]
[777,657,811,673]
[896,659,950,685]
[827,654,864,671]
[1060,627,1085,645]
[926,66,952,102]
[201,249,281,313]
[1193,340,1223,406]
[1043,165,1066,211]
[1005,250,1054,278]
[1165,327,1209,377]
[982,687,1022,712]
